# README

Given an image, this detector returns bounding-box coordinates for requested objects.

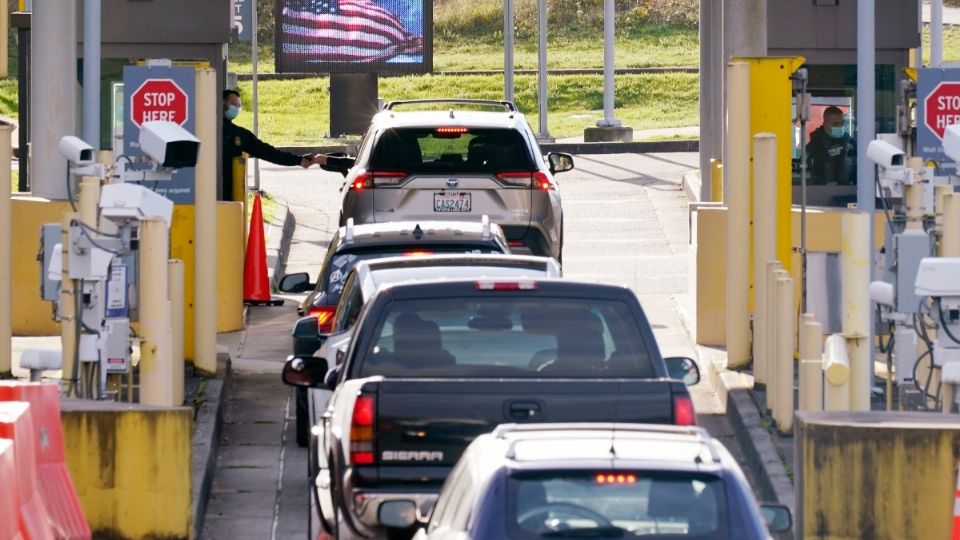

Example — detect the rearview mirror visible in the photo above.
[379,500,418,528]
[547,152,574,174]
[664,356,700,386]
[281,356,329,387]
[279,272,313,293]
[759,503,792,533]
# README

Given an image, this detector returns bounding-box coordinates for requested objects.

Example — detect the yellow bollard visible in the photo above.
[139,217,173,406]
[233,156,249,245]
[764,261,783,412]
[942,193,960,257]
[799,313,824,412]
[0,0,7,78]
[935,186,953,256]
[823,333,850,411]
[841,211,871,411]
[773,272,794,434]
[79,179,100,229]
[752,134,777,386]
[194,67,218,376]
[169,259,185,406]
[725,61,751,369]
[61,213,79,396]
[709,159,723,203]
[0,123,11,377]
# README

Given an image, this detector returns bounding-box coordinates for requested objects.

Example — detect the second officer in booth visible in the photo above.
[806,105,856,186]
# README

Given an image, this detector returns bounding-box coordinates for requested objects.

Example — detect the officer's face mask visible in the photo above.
[829,125,846,139]
[225,104,241,120]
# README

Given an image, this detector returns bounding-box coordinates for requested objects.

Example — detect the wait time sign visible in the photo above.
[918,68,960,171]
[122,65,196,204]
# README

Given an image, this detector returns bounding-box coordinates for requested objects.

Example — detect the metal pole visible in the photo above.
[799,313,824,412]
[597,0,620,127]
[504,0,514,103]
[169,259,185,406]
[774,272,794,434]
[753,133,778,386]
[60,213,79,396]
[17,26,29,191]
[0,124,12,377]
[31,0,76,199]
[932,0,944,67]
[82,0,100,149]
[195,68,218,376]
[842,211,871,411]
[252,0,261,192]
[726,62,751,368]
[856,0,876,393]
[139,218,172,406]
[796,70,809,313]
[699,0,715,200]
[536,0,548,137]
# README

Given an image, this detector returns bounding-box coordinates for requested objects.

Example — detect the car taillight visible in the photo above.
[475,281,538,291]
[533,171,553,191]
[673,394,697,426]
[435,126,469,137]
[350,395,376,465]
[403,250,435,257]
[307,305,336,334]
[496,171,533,188]
[595,473,637,484]
[350,171,407,190]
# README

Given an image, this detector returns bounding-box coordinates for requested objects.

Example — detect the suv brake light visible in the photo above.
[495,171,553,190]
[350,171,407,190]
[475,281,538,291]
[307,305,336,334]
[533,171,553,191]
[350,395,376,465]
[673,394,697,426]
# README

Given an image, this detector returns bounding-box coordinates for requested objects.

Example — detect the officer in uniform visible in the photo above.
[806,105,856,186]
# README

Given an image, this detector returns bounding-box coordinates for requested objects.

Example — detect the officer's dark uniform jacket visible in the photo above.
[223,118,303,199]
[806,126,856,186]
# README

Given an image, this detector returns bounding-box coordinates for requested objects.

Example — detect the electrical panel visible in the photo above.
[38,223,62,302]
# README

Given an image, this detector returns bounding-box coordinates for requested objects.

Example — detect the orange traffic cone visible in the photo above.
[953,462,960,540]
[243,194,284,306]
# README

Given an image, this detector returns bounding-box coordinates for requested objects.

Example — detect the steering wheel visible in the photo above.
[518,502,613,530]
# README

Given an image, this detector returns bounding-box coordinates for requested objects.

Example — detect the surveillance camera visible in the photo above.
[866,139,905,169]
[58,136,95,166]
[945,124,960,164]
[99,183,174,228]
[138,121,200,169]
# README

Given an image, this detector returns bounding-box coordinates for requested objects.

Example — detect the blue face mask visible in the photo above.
[829,126,846,139]
[225,104,241,120]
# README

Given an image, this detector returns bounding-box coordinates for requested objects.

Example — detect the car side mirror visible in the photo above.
[379,500,418,528]
[292,316,320,339]
[664,356,701,386]
[759,503,792,533]
[279,272,313,293]
[324,367,340,390]
[547,152,574,174]
[281,356,329,387]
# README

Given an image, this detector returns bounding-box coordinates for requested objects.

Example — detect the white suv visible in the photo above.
[333,99,573,261]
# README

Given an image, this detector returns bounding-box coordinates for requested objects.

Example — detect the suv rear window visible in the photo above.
[507,471,729,539]
[357,297,655,378]
[370,128,534,174]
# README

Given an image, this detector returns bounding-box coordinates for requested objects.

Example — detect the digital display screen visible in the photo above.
[276,0,432,73]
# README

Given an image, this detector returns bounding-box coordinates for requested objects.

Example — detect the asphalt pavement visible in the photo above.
[201,152,759,538]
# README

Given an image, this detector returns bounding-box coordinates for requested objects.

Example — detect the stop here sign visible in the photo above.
[130,79,189,127]
[924,81,960,141]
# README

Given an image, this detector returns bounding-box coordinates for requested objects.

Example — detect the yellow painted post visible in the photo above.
[709,159,723,203]
[0,0,8,78]
[732,56,805,280]
[764,261,783,412]
[0,124,11,377]
[799,313,823,411]
[936,186,953,256]
[139,217,173,406]
[61,213,79,396]
[774,271,794,434]
[726,61,751,369]
[233,157,249,244]
[752,134,777,385]
[841,211,871,411]
[79,179,100,229]
[823,333,850,411]
[194,68,218,376]
[943,193,960,257]
[169,259,185,406]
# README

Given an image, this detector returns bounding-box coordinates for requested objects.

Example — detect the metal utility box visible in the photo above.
[39,223,61,302]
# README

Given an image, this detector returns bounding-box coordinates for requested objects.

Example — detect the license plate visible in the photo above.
[433,192,471,213]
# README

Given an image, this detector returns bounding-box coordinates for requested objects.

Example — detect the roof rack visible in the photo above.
[344,217,355,243]
[495,423,720,464]
[383,99,517,112]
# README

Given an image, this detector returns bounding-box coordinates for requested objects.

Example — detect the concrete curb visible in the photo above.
[191,354,233,540]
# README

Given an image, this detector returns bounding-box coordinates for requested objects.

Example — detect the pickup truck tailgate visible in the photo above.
[375,379,674,472]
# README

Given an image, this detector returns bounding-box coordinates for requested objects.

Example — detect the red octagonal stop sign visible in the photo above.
[130,79,189,128]
[924,81,960,141]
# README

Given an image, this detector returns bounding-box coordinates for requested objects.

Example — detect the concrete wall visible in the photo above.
[796,411,960,540]
[61,401,192,539]
[11,198,244,361]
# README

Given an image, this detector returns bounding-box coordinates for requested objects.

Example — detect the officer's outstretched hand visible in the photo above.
[299,154,315,168]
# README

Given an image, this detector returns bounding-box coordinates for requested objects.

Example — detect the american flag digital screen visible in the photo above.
[276,0,432,73]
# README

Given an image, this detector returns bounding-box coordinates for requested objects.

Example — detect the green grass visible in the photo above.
[249,190,279,225]
[233,72,698,144]
[922,25,960,64]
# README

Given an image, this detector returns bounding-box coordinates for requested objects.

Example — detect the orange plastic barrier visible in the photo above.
[0,438,25,540]
[0,402,54,540]
[0,383,90,540]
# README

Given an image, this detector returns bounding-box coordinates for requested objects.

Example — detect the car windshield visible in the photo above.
[323,246,502,295]
[370,127,534,174]
[357,297,655,378]
[507,471,728,539]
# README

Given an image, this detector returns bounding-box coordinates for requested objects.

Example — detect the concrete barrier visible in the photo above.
[796,411,960,540]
